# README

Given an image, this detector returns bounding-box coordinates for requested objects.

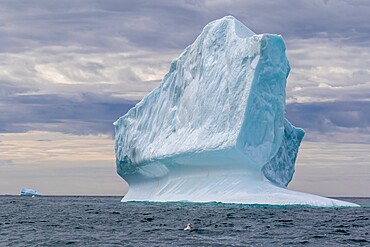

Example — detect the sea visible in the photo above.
[0,196,369,246]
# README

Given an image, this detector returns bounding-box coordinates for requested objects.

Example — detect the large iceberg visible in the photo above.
[114,16,357,207]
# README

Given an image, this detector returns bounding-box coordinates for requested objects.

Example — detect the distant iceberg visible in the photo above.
[20,188,41,196]
[114,16,357,207]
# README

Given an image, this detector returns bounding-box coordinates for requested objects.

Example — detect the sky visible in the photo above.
[0,0,369,196]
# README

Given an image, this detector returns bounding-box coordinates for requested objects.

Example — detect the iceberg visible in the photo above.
[114,16,357,207]
[20,188,41,196]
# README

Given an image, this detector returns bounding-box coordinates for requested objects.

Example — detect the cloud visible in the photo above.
[0,0,369,140]
[1,1,369,197]
[0,131,127,195]
[0,91,136,135]
[286,100,370,143]
[201,0,370,46]
[285,38,370,103]
[0,159,12,166]
[0,131,115,166]
[289,141,370,197]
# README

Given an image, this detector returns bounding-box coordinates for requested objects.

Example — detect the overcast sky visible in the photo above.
[0,0,369,196]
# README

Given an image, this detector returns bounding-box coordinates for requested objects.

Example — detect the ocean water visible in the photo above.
[0,196,369,246]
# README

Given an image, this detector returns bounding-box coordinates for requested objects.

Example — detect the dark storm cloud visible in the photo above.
[286,101,370,143]
[0,89,136,135]
[287,101,370,129]
[0,0,205,52]
[2,0,367,52]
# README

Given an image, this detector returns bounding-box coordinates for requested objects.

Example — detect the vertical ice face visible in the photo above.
[114,16,294,172]
[263,119,305,187]
[113,16,357,206]
[115,16,260,167]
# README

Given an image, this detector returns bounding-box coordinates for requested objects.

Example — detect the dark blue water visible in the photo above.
[0,196,369,246]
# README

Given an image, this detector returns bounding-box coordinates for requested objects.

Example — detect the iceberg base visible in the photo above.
[121,164,358,207]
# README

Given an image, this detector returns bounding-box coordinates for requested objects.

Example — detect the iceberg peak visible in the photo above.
[200,15,255,39]
[114,16,358,207]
